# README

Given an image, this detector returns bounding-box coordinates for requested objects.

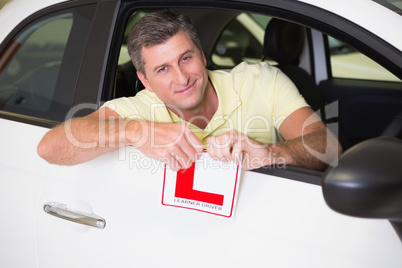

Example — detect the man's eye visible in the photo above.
[182,56,192,62]
[158,67,167,72]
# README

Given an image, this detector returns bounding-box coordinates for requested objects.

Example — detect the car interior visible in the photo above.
[115,11,325,113]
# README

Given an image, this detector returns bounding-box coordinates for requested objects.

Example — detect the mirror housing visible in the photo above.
[323,137,402,240]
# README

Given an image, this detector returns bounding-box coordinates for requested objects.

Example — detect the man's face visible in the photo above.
[138,30,209,113]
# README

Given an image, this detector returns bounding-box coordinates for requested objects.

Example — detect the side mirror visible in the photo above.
[323,137,402,241]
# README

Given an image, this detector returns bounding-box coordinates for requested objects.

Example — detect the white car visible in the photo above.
[0,0,402,267]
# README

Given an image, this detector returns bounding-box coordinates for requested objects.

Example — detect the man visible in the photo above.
[37,10,341,171]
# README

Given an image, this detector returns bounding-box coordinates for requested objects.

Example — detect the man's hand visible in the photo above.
[126,120,204,171]
[206,107,342,171]
[206,130,276,170]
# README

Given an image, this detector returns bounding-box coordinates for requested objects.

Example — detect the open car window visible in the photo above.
[111,7,401,158]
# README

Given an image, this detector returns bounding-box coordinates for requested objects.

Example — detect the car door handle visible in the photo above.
[43,202,106,229]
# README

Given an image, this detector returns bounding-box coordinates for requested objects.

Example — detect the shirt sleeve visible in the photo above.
[101,90,173,122]
[271,68,310,129]
[102,97,149,120]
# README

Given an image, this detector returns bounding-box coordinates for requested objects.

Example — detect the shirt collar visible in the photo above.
[207,69,241,120]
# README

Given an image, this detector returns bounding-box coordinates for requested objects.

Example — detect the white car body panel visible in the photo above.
[1,119,401,267]
[0,118,48,267]
[298,0,402,52]
[35,147,402,268]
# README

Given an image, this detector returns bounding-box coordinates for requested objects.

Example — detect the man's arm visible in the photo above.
[272,106,342,170]
[206,107,342,170]
[37,108,125,165]
[37,107,203,170]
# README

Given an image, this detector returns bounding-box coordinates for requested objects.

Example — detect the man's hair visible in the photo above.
[127,10,203,75]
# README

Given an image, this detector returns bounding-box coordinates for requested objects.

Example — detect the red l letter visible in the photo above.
[175,163,224,206]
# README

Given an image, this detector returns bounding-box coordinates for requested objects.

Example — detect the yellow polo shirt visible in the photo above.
[103,61,308,145]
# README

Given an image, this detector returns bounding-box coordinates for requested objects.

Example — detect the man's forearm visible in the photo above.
[37,117,128,165]
[271,130,342,170]
[37,116,203,169]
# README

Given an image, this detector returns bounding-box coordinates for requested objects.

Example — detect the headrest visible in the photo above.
[262,18,305,64]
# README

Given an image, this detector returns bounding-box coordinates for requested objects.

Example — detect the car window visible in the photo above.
[328,35,400,82]
[212,13,275,67]
[114,11,277,99]
[118,11,147,65]
[0,6,95,122]
[213,13,401,83]
[374,0,402,12]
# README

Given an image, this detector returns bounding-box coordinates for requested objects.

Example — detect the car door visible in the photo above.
[34,1,402,268]
[0,119,47,267]
[0,2,96,267]
[37,147,402,268]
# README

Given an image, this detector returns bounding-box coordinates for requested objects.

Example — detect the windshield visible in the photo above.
[373,0,402,14]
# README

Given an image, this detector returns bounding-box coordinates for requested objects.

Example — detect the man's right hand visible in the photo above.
[125,120,204,171]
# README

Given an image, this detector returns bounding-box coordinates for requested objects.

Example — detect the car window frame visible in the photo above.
[105,2,338,183]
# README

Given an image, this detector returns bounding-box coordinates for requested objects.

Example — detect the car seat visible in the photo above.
[262,18,325,114]
[115,61,144,98]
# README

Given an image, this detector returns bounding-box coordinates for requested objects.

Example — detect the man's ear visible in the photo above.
[201,51,207,67]
[137,71,153,92]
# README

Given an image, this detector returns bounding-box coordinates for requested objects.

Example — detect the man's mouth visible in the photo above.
[174,80,197,94]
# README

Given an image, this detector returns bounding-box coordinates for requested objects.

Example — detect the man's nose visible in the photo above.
[174,67,189,85]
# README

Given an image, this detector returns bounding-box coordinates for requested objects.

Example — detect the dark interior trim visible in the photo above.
[252,165,323,186]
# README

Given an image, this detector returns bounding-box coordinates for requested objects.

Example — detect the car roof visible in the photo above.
[296,0,402,51]
[1,0,401,53]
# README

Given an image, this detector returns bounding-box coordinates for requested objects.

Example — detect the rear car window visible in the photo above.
[328,35,400,82]
[0,5,95,122]
[212,13,272,67]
